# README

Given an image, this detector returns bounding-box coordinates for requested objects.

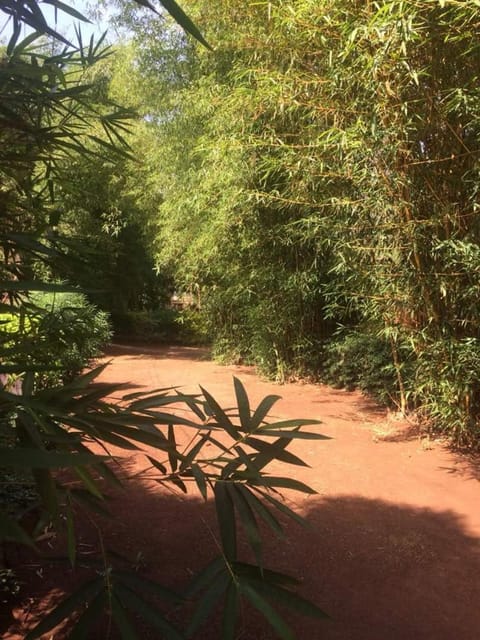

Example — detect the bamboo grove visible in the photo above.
[115,0,480,447]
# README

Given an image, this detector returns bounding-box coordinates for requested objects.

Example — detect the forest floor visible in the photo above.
[3,343,480,640]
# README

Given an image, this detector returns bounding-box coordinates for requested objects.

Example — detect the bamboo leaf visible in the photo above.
[258,419,323,431]
[43,0,91,23]
[252,488,309,527]
[237,485,284,537]
[167,424,178,472]
[0,280,80,293]
[70,488,111,518]
[68,590,107,640]
[257,430,330,440]
[179,434,209,472]
[240,583,295,640]
[245,436,310,468]
[222,580,240,640]
[66,502,76,567]
[0,448,107,468]
[233,562,299,588]
[176,388,206,420]
[227,483,262,566]
[250,394,282,430]
[185,570,230,638]
[110,592,140,640]
[250,476,317,494]
[200,386,239,440]
[114,584,184,640]
[0,510,35,547]
[25,577,104,639]
[247,577,329,620]
[33,468,59,519]
[147,455,167,474]
[233,376,251,431]
[214,482,237,561]
[185,556,225,598]
[191,463,208,500]
[112,570,182,604]
[164,475,188,493]
[158,0,212,49]
[74,466,104,499]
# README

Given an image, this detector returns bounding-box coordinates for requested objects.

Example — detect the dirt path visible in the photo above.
[5,344,480,639]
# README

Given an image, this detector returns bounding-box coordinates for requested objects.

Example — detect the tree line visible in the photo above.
[115,0,480,447]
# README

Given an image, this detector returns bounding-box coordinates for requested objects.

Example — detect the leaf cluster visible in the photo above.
[131,0,480,444]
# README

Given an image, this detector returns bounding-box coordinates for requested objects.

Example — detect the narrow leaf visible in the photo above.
[0,510,35,547]
[258,419,323,430]
[191,463,208,500]
[251,488,308,527]
[222,580,239,640]
[214,482,237,561]
[185,556,225,598]
[112,570,181,604]
[233,377,251,431]
[250,394,282,430]
[167,424,178,473]
[158,0,212,49]
[186,570,230,638]
[237,485,283,537]
[69,590,107,640]
[66,503,76,567]
[200,386,239,440]
[245,436,309,467]
[25,577,104,639]
[227,483,262,566]
[114,584,184,640]
[147,455,167,474]
[250,476,317,494]
[241,583,295,640]
[110,592,139,640]
[257,430,330,440]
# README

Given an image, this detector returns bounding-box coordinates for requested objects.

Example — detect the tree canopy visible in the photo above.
[114,0,480,445]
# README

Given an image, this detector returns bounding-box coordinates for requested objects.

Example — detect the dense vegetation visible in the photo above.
[0,1,328,638]
[2,0,480,636]
[110,0,480,447]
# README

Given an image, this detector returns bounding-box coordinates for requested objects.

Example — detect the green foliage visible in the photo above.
[111,308,181,342]
[414,338,480,447]
[2,370,328,638]
[122,0,480,445]
[1,4,329,639]
[0,291,111,385]
[321,332,409,406]
[30,291,112,383]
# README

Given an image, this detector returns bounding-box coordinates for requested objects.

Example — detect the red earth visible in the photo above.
[3,343,480,639]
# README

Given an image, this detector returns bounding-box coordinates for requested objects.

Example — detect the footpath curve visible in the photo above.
[97,344,480,640]
[6,343,480,640]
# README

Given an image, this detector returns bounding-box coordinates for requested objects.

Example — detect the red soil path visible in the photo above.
[4,343,480,639]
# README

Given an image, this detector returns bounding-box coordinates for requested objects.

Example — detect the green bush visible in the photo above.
[111,307,211,345]
[174,307,211,345]
[321,332,405,405]
[29,291,112,383]
[414,338,480,448]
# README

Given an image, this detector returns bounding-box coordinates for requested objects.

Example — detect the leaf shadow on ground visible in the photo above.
[3,458,480,640]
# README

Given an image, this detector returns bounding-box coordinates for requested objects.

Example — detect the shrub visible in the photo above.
[414,337,480,448]
[321,332,404,405]
[29,291,112,383]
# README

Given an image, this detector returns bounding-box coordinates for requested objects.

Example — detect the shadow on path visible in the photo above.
[4,470,480,640]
